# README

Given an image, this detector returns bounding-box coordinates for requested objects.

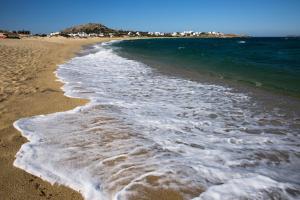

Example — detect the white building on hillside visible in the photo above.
[88,33,98,37]
[148,32,165,36]
[78,32,88,37]
[180,31,194,36]
[207,31,224,36]
[49,32,60,37]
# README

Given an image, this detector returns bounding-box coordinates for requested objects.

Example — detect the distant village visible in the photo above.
[1,30,240,39]
[0,23,244,39]
[48,30,231,38]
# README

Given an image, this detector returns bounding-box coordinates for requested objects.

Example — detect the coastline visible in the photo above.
[12,38,300,200]
[0,37,117,199]
[2,37,299,199]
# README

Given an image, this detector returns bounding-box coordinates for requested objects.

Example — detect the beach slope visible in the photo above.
[0,37,112,199]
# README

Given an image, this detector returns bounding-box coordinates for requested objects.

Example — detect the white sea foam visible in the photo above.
[14,42,300,200]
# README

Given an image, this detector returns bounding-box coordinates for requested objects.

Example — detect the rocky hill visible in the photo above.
[61,23,116,34]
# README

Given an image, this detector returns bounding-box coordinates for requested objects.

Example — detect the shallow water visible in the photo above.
[14,41,300,200]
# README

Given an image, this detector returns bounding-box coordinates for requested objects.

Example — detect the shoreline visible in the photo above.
[0,37,118,199]
[0,36,293,199]
[13,39,300,200]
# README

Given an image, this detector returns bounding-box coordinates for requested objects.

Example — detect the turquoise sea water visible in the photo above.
[113,37,300,96]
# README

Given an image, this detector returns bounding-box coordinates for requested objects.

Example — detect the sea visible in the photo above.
[14,38,300,200]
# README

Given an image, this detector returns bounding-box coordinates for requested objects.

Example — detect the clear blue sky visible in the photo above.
[1,0,300,36]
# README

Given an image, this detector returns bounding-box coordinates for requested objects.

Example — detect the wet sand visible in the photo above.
[0,37,115,199]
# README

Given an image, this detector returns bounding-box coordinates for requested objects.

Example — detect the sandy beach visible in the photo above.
[0,37,113,199]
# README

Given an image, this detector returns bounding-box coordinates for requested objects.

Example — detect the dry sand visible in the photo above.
[0,37,115,199]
